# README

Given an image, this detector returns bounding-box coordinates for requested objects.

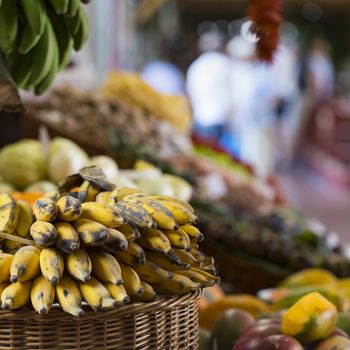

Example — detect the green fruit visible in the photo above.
[337,313,350,336]
[210,308,255,350]
[0,140,46,188]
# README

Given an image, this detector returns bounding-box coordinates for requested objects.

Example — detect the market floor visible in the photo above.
[277,166,350,244]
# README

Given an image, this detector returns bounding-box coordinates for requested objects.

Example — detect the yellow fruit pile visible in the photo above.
[0,166,218,316]
[102,71,192,134]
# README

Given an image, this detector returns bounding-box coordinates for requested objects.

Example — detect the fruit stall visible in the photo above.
[1,0,350,349]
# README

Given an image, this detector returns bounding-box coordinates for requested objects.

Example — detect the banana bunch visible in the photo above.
[0,0,90,95]
[0,166,218,316]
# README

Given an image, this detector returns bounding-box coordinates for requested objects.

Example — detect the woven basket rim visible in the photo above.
[0,290,202,323]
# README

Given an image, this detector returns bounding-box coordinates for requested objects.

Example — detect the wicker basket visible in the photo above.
[0,291,200,350]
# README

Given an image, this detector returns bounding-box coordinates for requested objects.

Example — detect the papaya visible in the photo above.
[279,269,337,289]
[210,309,255,350]
[282,292,338,344]
[198,284,225,311]
[315,335,350,349]
[199,294,269,330]
[272,286,348,312]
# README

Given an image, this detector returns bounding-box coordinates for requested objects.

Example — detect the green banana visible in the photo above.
[34,39,59,95]
[49,0,69,14]
[20,0,46,37]
[28,20,56,88]
[18,24,41,54]
[66,0,80,17]
[73,6,89,51]
[48,5,74,70]
[0,0,18,54]
[9,52,33,89]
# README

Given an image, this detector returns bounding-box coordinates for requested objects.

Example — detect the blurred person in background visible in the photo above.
[141,60,185,95]
[306,38,335,103]
[186,31,231,140]
[225,35,278,177]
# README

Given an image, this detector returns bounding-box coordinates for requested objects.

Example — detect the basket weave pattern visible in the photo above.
[0,291,200,350]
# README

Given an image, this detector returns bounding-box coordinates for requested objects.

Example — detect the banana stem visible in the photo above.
[0,232,35,246]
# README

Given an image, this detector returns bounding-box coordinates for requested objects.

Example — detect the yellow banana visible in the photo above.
[133,261,172,284]
[15,200,34,237]
[137,227,172,254]
[10,245,41,282]
[105,228,128,251]
[173,248,199,268]
[79,202,124,228]
[151,273,199,295]
[78,276,116,311]
[115,201,155,228]
[33,197,58,222]
[0,253,14,282]
[1,240,24,254]
[0,193,20,234]
[124,195,178,230]
[0,282,10,296]
[174,269,215,287]
[162,229,191,251]
[145,250,189,271]
[30,221,58,247]
[88,250,123,285]
[72,219,108,246]
[31,275,55,315]
[132,281,157,302]
[39,247,64,284]
[120,263,143,296]
[65,249,92,282]
[148,195,195,214]
[1,281,32,310]
[180,225,204,242]
[95,191,112,205]
[150,199,197,225]
[55,222,80,253]
[56,195,82,222]
[78,180,100,202]
[109,187,143,205]
[104,283,130,305]
[118,223,140,241]
[190,267,220,284]
[56,274,85,317]
[43,190,60,202]
[113,242,145,266]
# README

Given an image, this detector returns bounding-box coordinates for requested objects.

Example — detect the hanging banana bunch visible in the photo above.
[0,0,91,95]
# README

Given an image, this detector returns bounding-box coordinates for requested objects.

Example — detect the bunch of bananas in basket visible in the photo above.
[0,0,90,94]
[0,167,218,316]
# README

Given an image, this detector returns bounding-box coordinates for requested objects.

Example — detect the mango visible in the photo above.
[279,269,337,289]
[199,295,269,330]
[272,286,347,312]
[282,292,338,343]
[233,324,281,350]
[210,309,255,350]
[315,335,350,349]
[255,335,303,350]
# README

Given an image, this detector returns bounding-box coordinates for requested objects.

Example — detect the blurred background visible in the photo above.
[73,0,350,241]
